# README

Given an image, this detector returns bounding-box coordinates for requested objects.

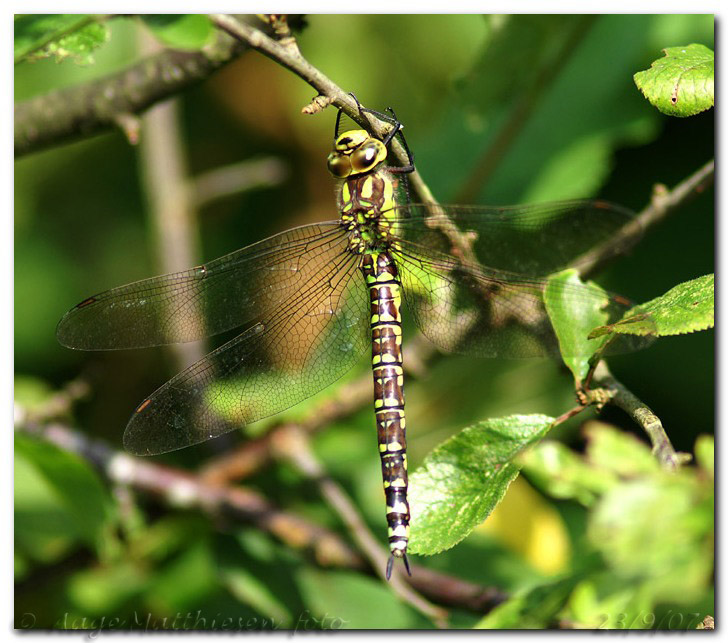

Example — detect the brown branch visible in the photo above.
[208,13,437,207]
[576,159,715,280]
[200,334,438,486]
[15,410,506,616]
[589,362,691,470]
[17,413,366,570]
[13,15,273,158]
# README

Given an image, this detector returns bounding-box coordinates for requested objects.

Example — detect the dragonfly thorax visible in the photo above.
[339,169,396,255]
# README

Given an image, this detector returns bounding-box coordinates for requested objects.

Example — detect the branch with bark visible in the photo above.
[13,15,294,157]
[15,403,506,623]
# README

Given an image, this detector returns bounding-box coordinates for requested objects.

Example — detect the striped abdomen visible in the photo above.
[360,251,410,576]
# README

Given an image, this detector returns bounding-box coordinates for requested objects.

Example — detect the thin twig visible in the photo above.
[16,413,365,569]
[576,159,715,280]
[553,404,587,427]
[271,425,450,628]
[15,377,90,425]
[190,157,288,209]
[589,362,691,470]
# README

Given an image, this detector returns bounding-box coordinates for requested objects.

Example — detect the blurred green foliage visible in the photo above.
[512,425,714,629]
[15,14,713,630]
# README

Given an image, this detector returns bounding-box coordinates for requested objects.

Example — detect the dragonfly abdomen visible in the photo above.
[361,251,411,577]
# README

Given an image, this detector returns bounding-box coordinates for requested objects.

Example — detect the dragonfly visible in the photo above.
[57,105,646,579]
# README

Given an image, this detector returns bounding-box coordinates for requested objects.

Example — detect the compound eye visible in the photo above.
[327,153,351,178]
[351,141,382,173]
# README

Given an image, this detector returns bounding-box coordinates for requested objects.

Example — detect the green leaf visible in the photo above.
[147,539,218,613]
[544,269,614,382]
[15,14,90,61]
[566,574,655,629]
[474,577,579,629]
[590,274,713,339]
[428,15,661,205]
[14,434,115,561]
[296,568,426,629]
[588,473,713,604]
[408,414,555,555]
[29,22,109,65]
[584,422,659,477]
[220,566,292,626]
[634,44,714,117]
[694,435,714,478]
[14,375,55,412]
[518,440,617,506]
[140,15,215,50]
[14,15,108,65]
[459,15,592,114]
[67,562,148,613]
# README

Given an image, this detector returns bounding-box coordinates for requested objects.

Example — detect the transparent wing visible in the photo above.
[389,201,650,358]
[123,248,369,455]
[56,222,344,349]
[391,201,637,275]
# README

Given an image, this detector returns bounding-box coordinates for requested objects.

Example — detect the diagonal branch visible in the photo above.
[14,15,286,157]
[208,13,436,206]
[15,407,506,616]
[576,159,714,280]
[587,362,692,470]
[272,425,450,627]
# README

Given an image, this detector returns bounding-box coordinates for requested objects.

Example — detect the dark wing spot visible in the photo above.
[77,296,98,309]
[135,398,152,413]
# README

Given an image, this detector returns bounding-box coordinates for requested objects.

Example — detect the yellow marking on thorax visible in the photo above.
[381,178,395,218]
[361,177,374,199]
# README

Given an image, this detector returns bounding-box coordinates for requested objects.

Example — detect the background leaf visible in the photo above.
[588,473,713,604]
[408,414,554,555]
[14,14,98,63]
[140,15,215,50]
[26,21,110,66]
[475,577,579,629]
[14,434,115,563]
[518,440,616,507]
[634,44,714,117]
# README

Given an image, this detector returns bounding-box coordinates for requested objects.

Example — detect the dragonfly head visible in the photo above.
[327,129,387,178]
